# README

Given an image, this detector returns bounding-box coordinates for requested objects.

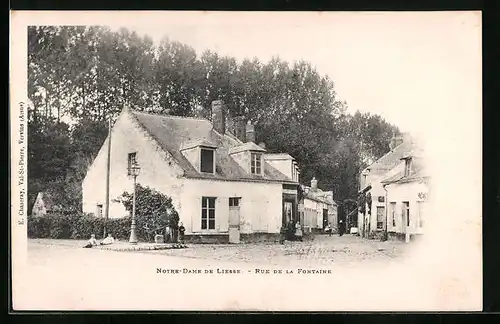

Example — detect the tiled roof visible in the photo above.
[381,157,429,185]
[302,186,337,205]
[130,110,296,184]
[365,141,413,173]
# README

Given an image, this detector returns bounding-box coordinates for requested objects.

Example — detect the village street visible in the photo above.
[14,234,477,311]
[13,234,423,311]
[141,234,410,267]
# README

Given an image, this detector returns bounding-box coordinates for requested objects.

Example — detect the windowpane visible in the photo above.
[200,149,214,173]
[390,202,396,227]
[208,209,215,219]
[201,208,207,219]
[376,207,385,229]
[128,152,137,175]
[201,219,207,229]
[208,198,215,208]
[251,153,261,174]
[202,198,207,208]
[208,219,215,229]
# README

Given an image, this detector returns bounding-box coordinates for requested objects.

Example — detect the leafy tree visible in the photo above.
[27,25,401,218]
[120,185,179,242]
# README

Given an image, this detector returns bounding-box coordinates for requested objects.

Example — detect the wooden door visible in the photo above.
[229,197,241,243]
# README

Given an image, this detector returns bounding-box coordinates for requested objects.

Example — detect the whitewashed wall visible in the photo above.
[82,111,185,218]
[180,179,283,235]
[386,181,429,235]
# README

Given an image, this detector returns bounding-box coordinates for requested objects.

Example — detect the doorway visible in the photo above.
[229,197,241,243]
[322,209,328,229]
[284,201,293,225]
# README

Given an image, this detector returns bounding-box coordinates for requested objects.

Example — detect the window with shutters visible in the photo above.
[251,152,262,175]
[201,197,216,230]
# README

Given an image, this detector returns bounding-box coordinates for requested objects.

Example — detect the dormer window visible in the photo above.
[180,139,218,174]
[251,152,262,175]
[200,147,215,174]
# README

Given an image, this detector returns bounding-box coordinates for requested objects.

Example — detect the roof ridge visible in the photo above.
[131,109,210,122]
[364,141,410,170]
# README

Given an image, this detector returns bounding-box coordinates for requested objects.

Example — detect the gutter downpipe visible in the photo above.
[383,183,388,241]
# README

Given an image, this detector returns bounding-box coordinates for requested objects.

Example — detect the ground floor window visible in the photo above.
[201,197,216,230]
[418,201,424,228]
[390,202,396,227]
[376,206,385,229]
[402,201,410,227]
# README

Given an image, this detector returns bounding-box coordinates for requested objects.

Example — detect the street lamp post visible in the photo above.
[129,162,141,244]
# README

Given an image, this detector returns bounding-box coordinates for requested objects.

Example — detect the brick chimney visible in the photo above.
[211,100,226,134]
[311,177,318,191]
[245,120,255,143]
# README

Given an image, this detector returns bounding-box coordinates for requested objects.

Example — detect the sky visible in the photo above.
[99,11,482,141]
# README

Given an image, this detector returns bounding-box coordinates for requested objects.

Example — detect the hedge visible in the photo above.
[27,212,155,242]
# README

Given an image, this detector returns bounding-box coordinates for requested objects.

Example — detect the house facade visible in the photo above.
[300,178,338,233]
[382,153,430,241]
[82,101,301,243]
[357,133,413,239]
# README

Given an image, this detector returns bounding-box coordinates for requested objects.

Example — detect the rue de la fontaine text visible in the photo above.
[157,268,332,275]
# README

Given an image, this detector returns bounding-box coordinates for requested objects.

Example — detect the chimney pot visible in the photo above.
[311,177,318,191]
[245,120,255,143]
[211,100,226,134]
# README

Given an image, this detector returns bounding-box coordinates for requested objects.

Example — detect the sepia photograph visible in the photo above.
[10,11,482,311]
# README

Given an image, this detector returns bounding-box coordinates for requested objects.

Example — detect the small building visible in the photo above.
[300,177,338,233]
[31,191,64,217]
[357,133,414,239]
[381,152,430,241]
[82,101,301,243]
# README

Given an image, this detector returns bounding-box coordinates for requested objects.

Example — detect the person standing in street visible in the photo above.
[178,222,186,246]
[338,219,344,237]
[295,221,303,242]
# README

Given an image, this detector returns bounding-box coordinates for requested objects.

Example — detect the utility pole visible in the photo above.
[104,117,112,238]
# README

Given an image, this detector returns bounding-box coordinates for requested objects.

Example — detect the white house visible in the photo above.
[381,152,430,241]
[300,177,338,233]
[357,133,413,239]
[82,101,301,243]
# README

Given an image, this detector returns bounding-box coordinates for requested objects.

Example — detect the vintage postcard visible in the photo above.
[10,11,482,311]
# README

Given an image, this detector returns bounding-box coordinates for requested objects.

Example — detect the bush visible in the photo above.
[27,185,179,243]
[27,212,148,241]
[120,184,179,242]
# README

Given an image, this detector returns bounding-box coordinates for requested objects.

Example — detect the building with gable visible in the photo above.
[357,133,414,239]
[300,177,338,233]
[31,191,65,217]
[82,101,301,243]
[381,149,430,241]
